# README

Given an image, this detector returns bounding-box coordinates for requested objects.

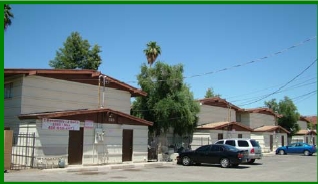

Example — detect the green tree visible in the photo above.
[143,41,161,68]
[264,96,300,136]
[204,87,221,98]
[132,61,200,136]
[49,32,102,70]
[4,4,14,30]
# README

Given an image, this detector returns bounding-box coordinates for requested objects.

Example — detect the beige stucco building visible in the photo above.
[4,69,153,168]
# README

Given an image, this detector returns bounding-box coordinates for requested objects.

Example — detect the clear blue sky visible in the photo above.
[4,4,317,116]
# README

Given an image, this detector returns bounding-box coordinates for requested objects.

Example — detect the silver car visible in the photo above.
[215,138,263,164]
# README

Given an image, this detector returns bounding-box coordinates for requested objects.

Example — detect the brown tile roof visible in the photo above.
[244,108,281,118]
[18,108,153,126]
[4,68,146,97]
[295,129,317,135]
[303,116,317,125]
[299,116,311,123]
[198,97,242,111]
[197,121,253,131]
[253,125,290,134]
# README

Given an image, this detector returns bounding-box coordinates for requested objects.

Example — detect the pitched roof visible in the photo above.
[198,97,242,111]
[243,108,281,117]
[295,130,317,135]
[196,121,253,131]
[299,116,311,123]
[253,125,290,134]
[303,116,317,125]
[4,68,146,97]
[18,108,153,126]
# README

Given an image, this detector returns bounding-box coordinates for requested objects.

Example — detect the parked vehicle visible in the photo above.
[275,142,316,156]
[176,144,248,168]
[215,138,263,164]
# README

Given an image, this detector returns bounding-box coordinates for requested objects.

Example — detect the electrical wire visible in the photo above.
[238,59,317,106]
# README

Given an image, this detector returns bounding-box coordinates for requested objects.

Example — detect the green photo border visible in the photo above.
[1,1,317,183]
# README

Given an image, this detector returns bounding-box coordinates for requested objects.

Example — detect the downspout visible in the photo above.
[102,76,107,108]
[98,75,103,108]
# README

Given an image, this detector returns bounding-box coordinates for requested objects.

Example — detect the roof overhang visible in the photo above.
[196,121,253,132]
[243,108,281,118]
[4,68,146,97]
[198,97,242,111]
[253,126,290,134]
[18,108,153,126]
[295,130,317,135]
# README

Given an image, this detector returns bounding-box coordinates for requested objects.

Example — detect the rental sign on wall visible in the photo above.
[42,118,80,131]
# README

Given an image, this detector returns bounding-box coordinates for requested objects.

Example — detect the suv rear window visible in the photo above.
[250,140,260,147]
[238,140,249,147]
[215,141,224,144]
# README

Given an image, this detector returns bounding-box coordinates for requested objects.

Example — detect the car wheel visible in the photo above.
[248,159,255,164]
[304,150,310,156]
[220,158,230,168]
[231,164,239,167]
[182,156,191,166]
[279,150,285,155]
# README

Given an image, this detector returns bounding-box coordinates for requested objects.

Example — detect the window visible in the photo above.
[250,140,260,147]
[215,140,224,144]
[218,133,223,140]
[211,145,224,152]
[238,140,249,147]
[238,134,243,138]
[225,140,236,146]
[196,145,211,152]
[4,82,13,99]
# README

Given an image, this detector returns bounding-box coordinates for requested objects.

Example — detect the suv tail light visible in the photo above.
[250,148,255,154]
[238,153,243,158]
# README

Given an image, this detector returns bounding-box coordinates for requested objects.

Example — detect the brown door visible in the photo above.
[281,135,284,146]
[270,135,273,151]
[122,129,133,162]
[68,127,84,165]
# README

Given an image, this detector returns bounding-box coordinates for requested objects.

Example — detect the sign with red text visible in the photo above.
[84,120,94,129]
[42,118,80,131]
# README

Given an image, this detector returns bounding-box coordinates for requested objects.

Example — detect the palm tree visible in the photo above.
[4,4,14,30]
[143,41,161,67]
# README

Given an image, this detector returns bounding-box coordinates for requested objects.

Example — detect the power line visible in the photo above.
[125,36,317,84]
[238,59,317,106]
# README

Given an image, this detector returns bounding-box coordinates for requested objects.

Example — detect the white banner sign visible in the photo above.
[42,118,80,131]
[84,120,94,129]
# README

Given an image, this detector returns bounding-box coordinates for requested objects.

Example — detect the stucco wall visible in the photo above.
[198,105,236,125]
[241,113,276,129]
[21,75,131,115]
[297,120,308,130]
[4,75,23,134]
[17,120,148,167]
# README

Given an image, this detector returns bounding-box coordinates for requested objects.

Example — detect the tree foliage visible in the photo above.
[4,4,14,30]
[143,41,161,68]
[204,87,221,98]
[49,32,102,70]
[264,96,300,136]
[131,61,200,136]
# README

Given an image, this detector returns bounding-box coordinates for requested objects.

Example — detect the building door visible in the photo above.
[68,127,84,165]
[122,129,133,162]
[270,135,273,151]
[306,137,309,143]
[281,135,284,146]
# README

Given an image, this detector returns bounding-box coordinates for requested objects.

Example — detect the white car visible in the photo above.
[215,138,263,164]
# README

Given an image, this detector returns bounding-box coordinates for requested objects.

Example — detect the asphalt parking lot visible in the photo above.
[4,154,317,182]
